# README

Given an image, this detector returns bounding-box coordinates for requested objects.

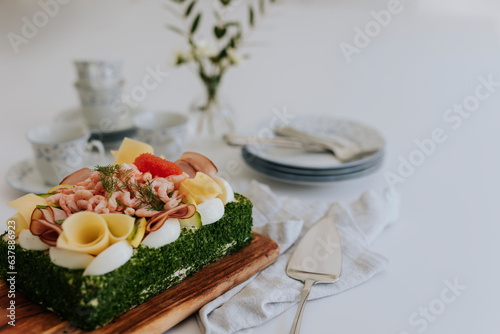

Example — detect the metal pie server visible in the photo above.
[286,216,342,334]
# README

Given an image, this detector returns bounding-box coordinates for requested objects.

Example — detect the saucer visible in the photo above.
[5,153,113,194]
[54,107,141,149]
[55,106,143,134]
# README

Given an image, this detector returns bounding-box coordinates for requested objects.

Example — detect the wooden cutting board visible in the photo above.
[0,232,279,333]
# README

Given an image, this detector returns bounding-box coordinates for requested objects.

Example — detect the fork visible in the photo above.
[274,126,378,162]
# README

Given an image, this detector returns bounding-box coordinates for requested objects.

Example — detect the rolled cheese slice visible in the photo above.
[57,212,110,255]
[100,213,136,244]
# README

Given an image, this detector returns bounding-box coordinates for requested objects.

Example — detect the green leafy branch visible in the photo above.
[166,0,275,106]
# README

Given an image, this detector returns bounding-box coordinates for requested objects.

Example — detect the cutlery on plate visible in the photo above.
[223,133,328,153]
[274,126,378,162]
[286,216,342,334]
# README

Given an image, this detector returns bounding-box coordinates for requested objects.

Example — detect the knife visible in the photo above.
[286,216,342,334]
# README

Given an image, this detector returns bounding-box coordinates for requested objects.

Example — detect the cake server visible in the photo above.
[286,216,342,334]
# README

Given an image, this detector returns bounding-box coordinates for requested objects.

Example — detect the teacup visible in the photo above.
[74,81,130,130]
[26,123,105,185]
[74,60,122,87]
[132,111,188,161]
[74,80,124,109]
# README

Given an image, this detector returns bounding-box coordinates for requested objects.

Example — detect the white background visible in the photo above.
[1,0,500,333]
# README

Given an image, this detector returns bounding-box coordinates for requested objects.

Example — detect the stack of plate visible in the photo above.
[241,116,385,185]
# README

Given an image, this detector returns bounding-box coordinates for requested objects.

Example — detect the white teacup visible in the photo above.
[26,123,105,185]
[133,111,188,161]
[74,60,122,87]
[74,81,132,130]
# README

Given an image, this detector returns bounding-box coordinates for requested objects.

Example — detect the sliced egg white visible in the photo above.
[212,176,235,204]
[83,240,133,276]
[49,247,94,270]
[141,218,181,248]
[198,198,225,225]
[18,229,49,251]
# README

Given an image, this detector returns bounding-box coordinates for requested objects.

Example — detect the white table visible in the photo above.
[1,0,500,333]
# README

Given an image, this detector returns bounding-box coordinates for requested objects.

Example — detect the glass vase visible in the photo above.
[189,92,235,139]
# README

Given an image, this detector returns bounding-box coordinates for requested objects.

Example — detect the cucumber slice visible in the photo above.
[179,212,202,229]
[36,192,56,199]
[130,218,147,248]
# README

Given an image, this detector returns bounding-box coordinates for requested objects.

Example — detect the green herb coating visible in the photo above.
[0,194,253,330]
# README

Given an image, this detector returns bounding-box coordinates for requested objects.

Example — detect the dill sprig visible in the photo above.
[130,180,165,212]
[93,164,165,211]
[93,165,132,198]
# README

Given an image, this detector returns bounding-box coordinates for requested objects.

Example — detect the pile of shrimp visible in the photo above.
[46,163,189,217]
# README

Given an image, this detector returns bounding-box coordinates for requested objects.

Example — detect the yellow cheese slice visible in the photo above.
[100,213,135,244]
[110,150,118,159]
[179,172,222,204]
[57,212,110,255]
[5,212,29,236]
[114,137,154,165]
[7,194,46,224]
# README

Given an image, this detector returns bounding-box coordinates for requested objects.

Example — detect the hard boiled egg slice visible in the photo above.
[141,218,181,248]
[49,247,94,270]
[212,176,235,204]
[198,198,225,225]
[83,240,133,276]
[18,229,49,251]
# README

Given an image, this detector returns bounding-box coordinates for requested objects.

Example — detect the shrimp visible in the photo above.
[142,172,152,182]
[94,199,110,214]
[74,190,93,201]
[60,194,77,215]
[93,181,105,195]
[165,172,189,189]
[135,208,159,217]
[123,163,144,182]
[60,188,76,195]
[157,180,174,203]
[46,193,62,206]
[124,207,135,216]
[87,195,106,212]
[75,178,91,187]
[107,192,119,212]
[76,200,88,210]
[116,191,137,208]
[162,190,185,210]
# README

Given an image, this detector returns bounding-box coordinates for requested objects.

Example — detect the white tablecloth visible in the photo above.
[1,0,499,333]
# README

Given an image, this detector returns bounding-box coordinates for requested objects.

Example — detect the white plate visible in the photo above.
[5,153,113,194]
[245,155,384,185]
[245,115,385,170]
